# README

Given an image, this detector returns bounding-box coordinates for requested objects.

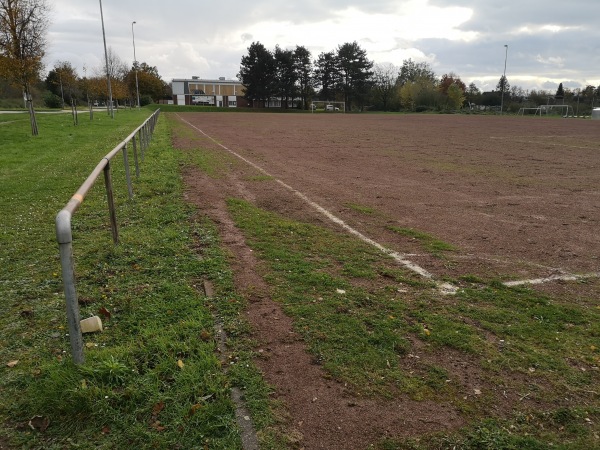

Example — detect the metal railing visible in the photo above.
[55,109,160,364]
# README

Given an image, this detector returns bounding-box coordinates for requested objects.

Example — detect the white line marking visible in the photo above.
[503,272,600,287]
[177,114,458,294]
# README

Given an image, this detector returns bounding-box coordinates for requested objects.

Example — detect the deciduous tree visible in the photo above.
[0,0,50,135]
[446,83,465,110]
[372,62,398,111]
[439,73,466,96]
[397,59,436,87]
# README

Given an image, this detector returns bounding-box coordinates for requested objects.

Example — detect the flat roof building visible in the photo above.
[171,77,248,107]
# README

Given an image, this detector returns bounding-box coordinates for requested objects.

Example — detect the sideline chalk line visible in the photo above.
[177,114,458,295]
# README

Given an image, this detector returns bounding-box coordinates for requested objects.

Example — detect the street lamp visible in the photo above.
[99,0,114,118]
[132,21,140,108]
[500,44,508,115]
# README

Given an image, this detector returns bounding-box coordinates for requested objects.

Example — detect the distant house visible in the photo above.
[171,77,248,107]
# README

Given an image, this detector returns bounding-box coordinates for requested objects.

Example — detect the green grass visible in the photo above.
[346,202,376,215]
[0,109,254,448]
[388,225,457,256]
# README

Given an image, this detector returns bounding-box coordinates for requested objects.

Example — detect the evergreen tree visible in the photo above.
[238,41,275,107]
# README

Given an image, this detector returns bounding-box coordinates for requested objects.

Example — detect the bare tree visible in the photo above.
[372,63,398,111]
[0,0,50,135]
[93,47,128,111]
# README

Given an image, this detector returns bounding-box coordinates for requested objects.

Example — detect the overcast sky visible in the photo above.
[46,0,600,93]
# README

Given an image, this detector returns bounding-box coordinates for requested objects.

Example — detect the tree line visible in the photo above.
[44,51,171,110]
[239,41,600,114]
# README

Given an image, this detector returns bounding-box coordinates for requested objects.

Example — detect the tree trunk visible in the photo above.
[24,85,38,136]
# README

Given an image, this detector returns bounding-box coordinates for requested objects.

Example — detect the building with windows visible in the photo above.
[171,76,248,107]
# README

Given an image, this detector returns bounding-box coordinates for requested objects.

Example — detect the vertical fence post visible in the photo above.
[123,143,134,200]
[103,160,119,244]
[132,135,140,178]
[56,210,84,365]
[140,127,146,162]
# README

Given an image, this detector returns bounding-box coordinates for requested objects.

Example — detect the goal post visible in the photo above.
[310,100,346,113]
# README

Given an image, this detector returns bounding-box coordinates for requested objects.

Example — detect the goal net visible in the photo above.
[310,100,346,113]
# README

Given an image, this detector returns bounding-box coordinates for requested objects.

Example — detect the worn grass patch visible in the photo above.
[388,225,457,256]
[346,202,376,215]
[226,196,600,445]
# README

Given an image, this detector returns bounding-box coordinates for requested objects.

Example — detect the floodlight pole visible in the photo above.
[500,44,508,115]
[99,0,114,118]
[132,21,140,109]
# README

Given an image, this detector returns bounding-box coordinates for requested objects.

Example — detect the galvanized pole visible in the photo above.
[99,0,114,119]
[500,44,508,115]
[123,143,134,200]
[103,161,119,244]
[132,135,140,178]
[56,211,84,364]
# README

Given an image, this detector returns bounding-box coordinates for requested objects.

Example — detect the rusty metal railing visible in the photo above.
[55,109,160,364]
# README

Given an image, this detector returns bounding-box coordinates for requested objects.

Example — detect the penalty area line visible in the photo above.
[177,114,458,295]
[503,272,600,287]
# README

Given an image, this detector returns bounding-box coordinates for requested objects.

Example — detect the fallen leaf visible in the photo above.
[98,307,111,320]
[152,401,165,416]
[6,360,19,368]
[189,404,202,416]
[177,359,184,369]
[424,328,431,336]
[199,330,212,341]
[101,425,110,434]
[151,421,165,432]
[28,416,50,432]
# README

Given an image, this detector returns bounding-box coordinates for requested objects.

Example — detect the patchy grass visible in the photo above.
[346,202,376,215]
[225,196,600,445]
[388,225,457,256]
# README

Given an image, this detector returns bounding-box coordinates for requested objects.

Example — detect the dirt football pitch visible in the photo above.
[172,112,600,448]
[176,112,599,284]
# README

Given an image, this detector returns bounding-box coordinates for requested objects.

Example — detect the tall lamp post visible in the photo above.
[132,21,140,108]
[99,0,114,118]
[500,44,508,115]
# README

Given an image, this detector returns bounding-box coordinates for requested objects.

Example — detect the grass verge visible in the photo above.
[0,109,254,448]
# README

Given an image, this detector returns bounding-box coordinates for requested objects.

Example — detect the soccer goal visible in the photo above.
[539,104,575,117]
[310,100,346,113]
[518,107,542,116]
